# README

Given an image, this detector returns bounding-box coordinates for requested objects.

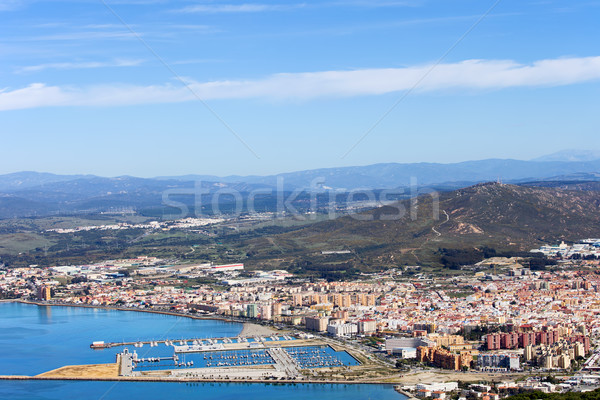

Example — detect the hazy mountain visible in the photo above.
[0,195,58,219]
[0,176,275,218]
[160,158,600,189]
[2,154,600,218]
[0,171,92,192]
[532,149,600,162]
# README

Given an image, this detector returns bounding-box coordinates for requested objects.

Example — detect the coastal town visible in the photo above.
[2,239,600,398]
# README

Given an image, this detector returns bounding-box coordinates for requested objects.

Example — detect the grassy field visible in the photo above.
[0,232,56,255]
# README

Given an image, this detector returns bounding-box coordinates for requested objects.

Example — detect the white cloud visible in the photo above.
[16,59,144,73]
[2,56,600,111]
[176,3,304,13]
[26,31,138,41]
[176,1,420,13]
[0,0,22,11]
[329,0,423,7]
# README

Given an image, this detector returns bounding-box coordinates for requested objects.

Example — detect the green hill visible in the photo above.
[236,182,600,273]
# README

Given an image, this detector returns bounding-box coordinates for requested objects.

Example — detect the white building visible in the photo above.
[209,263,244,272]
[327,322,358,337]
[358,319,377,334]
[392,347,417,359]
[416,383,459,392]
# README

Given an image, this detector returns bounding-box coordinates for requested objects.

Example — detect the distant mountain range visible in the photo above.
[158,158,600,190]
[532,149,600,162]
[1,151,600,218]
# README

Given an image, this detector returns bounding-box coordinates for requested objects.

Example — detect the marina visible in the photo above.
[285,347,355,369]
[121,343,358,378]
[0,303,404,387]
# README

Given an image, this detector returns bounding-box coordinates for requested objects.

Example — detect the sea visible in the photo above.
[0,302,404,400]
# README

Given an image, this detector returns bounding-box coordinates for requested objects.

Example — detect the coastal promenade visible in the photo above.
[15,299,282,340]
[0,373,396,385]
[15,300,254,326]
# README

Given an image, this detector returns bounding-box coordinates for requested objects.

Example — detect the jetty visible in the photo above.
[91,335,295,350]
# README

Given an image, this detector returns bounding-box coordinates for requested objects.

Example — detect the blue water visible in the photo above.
[285,346,359,368]
[0,303,403,400]
[0,302,241,375]
[136,348,276,371]
[0,381,402,400]
[134,345,358,371]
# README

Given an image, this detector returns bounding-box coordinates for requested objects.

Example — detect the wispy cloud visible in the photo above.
[3,30,141,43]
[16,59,144,73]
[170,58,224,65]
[329,0,424,7]
[2,56,600,110]
[0,0,23,11]
[175,1,419,13]
[176,3,304,13]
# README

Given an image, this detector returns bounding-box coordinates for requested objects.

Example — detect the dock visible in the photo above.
[116,342,353,380]
[91,335,296,350]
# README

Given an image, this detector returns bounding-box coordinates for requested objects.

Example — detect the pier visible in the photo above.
[92,335,296,350]
[267,347,300,378]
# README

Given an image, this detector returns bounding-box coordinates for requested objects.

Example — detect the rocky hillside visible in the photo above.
[238,183,600,269]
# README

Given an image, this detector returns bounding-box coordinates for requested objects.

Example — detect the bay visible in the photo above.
[0,302,403,400]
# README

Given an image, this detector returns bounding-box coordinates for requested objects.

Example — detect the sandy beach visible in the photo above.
[239,322,279,337]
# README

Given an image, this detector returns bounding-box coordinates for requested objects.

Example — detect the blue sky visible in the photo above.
[1,0,599,177]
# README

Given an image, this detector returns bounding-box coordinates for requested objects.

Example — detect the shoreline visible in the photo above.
[1,300,402,387]
[11,299,277,337]
[0,300,514,392]
[0,375,401,386]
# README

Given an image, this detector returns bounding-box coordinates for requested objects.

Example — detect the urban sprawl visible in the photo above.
[3,238,600,398]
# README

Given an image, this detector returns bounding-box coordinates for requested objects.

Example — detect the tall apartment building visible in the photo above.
[417,346,472,371]
[574,342,586,358]
[478,353,520,371]
[330,294,342,307]
[331,310,348,321]
[305,316,329,332]
[37,286,52,301]
[366,293,376,306]
[246,304,258,318]
[414,323,437,334]
[327,322,358,337]
[272,302,282,316]
[429,334,464,347]
[500,333,519,349]
[292,294,303,306]
[566,335,591,353]
[261,304,272,320]
[358,319,377,334]
[487,331,563,350]
[341,295,351,308]
[486,334,501,350]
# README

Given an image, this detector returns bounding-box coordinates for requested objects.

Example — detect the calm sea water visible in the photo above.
[0,302,403,400]
[0,302,241,375]
[0,381,402,400]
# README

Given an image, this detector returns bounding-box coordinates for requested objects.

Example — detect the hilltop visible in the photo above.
[234,183,600,272]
